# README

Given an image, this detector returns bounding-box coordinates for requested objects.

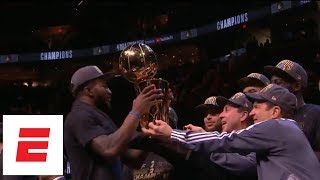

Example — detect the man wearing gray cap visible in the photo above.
[173,93,257,179]
[143,84,320,180]
[265,59,320,160]
[64,65,163,180]
[238,73,270,93]
[186,93,254,133]
[216,92,254,133]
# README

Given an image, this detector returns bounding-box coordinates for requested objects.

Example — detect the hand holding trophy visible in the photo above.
[118,43,170,128]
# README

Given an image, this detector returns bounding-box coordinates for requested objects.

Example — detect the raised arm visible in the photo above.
[170,120,280,155]
[72,85,163,159]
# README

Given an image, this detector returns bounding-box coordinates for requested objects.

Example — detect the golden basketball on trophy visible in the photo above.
[118,43,170,128]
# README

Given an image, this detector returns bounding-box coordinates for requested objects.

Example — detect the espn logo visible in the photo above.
[16,128,50,162]
[3,115,63,175]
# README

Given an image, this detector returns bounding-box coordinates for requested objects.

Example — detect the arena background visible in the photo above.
[0,1,319,135]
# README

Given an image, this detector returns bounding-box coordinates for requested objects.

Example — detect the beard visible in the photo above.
[95,95,112,112]
[105,101,112,111]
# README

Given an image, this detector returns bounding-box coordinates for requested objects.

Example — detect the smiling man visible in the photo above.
[186,93,254,133]
[143,84,320,180]
[193,96,223,132]
[167,93,257,179]
[217,92,254,132]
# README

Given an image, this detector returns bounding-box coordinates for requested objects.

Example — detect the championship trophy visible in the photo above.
[118,43,170,128]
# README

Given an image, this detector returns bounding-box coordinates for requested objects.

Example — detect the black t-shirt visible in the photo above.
[64,100,122,180]
[133,152,174,180]
[293,103,320,151]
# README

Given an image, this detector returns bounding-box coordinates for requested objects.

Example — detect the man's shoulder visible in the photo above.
[300,103,320,113]
[246,119,275,129]
[65,109,90,124]
[246,119,296,131]
[65,101,99,122]
[277,118,300,126]
[65,108,116,134]
[294,104,320,123]
[69,100,97,115]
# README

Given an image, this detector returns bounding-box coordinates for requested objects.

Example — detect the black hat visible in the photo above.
[264,60,308,87]
[196,96,222,113]
[238,73,270,89]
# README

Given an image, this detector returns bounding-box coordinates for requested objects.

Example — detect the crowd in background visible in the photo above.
[0,37,319,129]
